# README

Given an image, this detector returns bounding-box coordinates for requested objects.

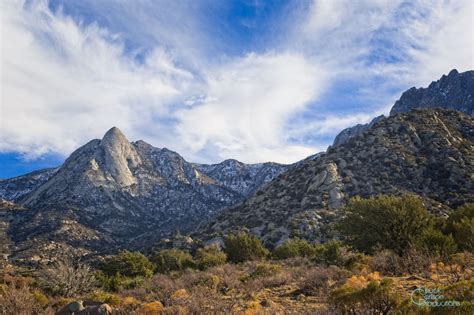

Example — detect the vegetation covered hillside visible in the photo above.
[1,195,473,314]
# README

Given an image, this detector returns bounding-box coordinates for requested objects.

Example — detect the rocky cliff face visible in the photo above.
[332,115,385,147]
[390,69,474,115]
[0,129,287,264]
[332,69,473,147]
[198,109,474,247]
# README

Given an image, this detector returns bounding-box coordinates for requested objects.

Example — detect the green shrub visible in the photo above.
[223,232,269,263]
[195,245,227,270]
[337,195,432,254]
[273,239,316,260]
[416,228,457,255]
[97,273,145,292]
[101,250,155,278]
[151,249,194,273]
[313,241,346,266]
[32,291,49,309]
[441,279,474,312]
[88,290,121,306]
[249,263,282,279]
[446,203,474,251]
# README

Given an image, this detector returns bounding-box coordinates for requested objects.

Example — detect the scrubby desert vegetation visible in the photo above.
[1,195,473,314]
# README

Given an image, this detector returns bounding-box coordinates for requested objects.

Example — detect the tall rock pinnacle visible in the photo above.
[100,127,141,187]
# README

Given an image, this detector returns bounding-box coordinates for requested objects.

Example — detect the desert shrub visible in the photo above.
[431,252,474,284]
[337,194,432,254]
[101,250,155,278]
[446,203,474,251]
[223,232,269,263]
[88,290,121,305]
[147,273,182,306]
[440,279,474,312]
[370,249,404,276]
[273,238,316,259]
[416,227,457,256]
[195,245,227,270]
[33,290,49,309]
[196,275,221,291]
[246,263,282,280]
[313,240,347,266]
[139,301,165,314]
[208,264,243,294]
[0,285,44,314]
[297,266,349,296]
[400,247,438,277]
[329,279,401,314]
[97,272,145,292]
[152,248,194,273]
[39,259,96,297]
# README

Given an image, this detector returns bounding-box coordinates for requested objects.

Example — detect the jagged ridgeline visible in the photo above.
[0,69,473,265]
[198,109,474,246]
[0,129,288,264]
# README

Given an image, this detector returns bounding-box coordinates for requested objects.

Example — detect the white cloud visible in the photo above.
[371,0,474,86]
[0,0,472,167]
[176,53,327,163]
[0,0,194,157]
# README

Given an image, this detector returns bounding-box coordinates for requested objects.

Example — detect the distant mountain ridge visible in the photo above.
[1,69,473,265]
[0,168,58,201]
[332,69,474,147]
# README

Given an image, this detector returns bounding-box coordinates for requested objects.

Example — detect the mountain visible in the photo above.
[194,159,287,197]
[0,128,287,265]
[331,69,474,147]
[332,115,384,147]
[390,69,474,115]
[0,168,58,201]
[197,109,474,246]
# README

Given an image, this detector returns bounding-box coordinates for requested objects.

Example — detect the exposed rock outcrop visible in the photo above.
[390,69,474,116]
[332,69,473,147]
[1,128,288,264]
[198,109,474,247]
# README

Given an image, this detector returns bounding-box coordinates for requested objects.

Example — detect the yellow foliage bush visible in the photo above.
[32,290,49,308]
[139,301,164,314]
[171,288,189,301]
[122,296,140,307]
[343,272,381,290]
[88,290,121,306]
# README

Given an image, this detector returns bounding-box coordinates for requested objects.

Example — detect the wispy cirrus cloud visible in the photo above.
[1,0,195,157]
[0,0,472,170]
[175,52,329,163]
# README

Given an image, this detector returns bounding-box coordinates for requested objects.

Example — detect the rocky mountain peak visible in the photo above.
[101,127,127,145]
[332,69,473,147]
[390,69,473,116]
[100,127,141,187]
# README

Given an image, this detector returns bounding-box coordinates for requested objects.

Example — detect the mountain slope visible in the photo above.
[331,69,473,147]
[198,109,474,246]
[195,159,288,197]
[1,128,287,264]
[0,168,58,201]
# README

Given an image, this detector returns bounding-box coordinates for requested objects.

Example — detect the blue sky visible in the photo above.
[1,0,473,178]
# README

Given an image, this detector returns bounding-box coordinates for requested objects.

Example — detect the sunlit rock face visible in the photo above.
[0,127,288,264]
